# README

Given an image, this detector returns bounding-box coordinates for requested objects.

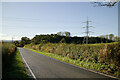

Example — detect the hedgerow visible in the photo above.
[2,43,17,68]
[25,42,120,77]
[2,43,17,77]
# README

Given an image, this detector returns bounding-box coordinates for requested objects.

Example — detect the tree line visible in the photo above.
[100,34,119,41]
[13,32,116,47]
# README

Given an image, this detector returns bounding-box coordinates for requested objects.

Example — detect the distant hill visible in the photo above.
[0,40,21,43]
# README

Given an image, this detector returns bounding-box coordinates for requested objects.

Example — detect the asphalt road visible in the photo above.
[18,48,116,79]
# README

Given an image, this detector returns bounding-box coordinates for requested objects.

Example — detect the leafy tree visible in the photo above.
[57,31,71,37]
[65,32,71,37]
[19,37,31,47]
[109,34,114,40]
[114,36,119,41]
[105,35,109,39]
[13,41,19,47]
[57,32,62,36]
[41,40,48,43]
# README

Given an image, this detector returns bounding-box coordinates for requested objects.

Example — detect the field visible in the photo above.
[25,42,120,78]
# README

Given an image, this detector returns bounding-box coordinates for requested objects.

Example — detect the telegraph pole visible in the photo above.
[12,37,13,43]
[83,17,94,44]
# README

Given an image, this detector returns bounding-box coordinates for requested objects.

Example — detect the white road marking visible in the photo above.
[19,48,37,80]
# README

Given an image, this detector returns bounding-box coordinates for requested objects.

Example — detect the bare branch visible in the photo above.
[93,0,119,7]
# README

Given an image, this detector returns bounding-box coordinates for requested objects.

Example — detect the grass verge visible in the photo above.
[25,48,120,79]
[5,48,28,78]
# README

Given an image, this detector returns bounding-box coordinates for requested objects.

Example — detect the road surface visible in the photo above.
[18,48,117,79]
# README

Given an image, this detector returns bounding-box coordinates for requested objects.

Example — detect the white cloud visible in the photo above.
[0,33,21,40]
[0,33,11,40]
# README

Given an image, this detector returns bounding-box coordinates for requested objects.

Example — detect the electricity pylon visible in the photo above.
[83,17,94,44]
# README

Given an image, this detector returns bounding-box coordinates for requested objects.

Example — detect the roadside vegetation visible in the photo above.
[13,32,120,78]
[6,48,28,78]
[2,42,28,79]
[25,42,120,78]
[2,42,17,78]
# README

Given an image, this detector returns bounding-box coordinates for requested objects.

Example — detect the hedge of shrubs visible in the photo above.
[2,43,17,77]
[25,42,120,77]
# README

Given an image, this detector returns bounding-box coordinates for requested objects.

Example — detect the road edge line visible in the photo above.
[18,48,37,80]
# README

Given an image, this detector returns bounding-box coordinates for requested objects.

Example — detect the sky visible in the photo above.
[118,2,120,37]
[1,2,118,40]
